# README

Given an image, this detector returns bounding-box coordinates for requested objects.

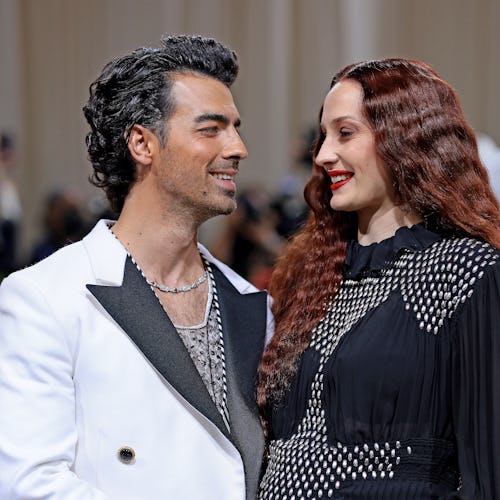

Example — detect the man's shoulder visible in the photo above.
[7,219,122,289]
[5,238,89,291]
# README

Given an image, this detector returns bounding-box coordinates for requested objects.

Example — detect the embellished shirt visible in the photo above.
[106,220,231,429]
[259,224,500,499]
[176,276,229,428]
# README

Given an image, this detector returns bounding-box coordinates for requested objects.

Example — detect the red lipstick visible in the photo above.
[328,170,353,191]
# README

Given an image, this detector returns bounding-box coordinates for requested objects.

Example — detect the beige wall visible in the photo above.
[1,0,500,257]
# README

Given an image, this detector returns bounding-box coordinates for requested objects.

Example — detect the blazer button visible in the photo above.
[117,446,136,464]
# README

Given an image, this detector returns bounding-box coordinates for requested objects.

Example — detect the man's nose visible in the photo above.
[224,130,248,160]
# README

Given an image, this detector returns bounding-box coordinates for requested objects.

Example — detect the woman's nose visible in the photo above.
[315,138,339,170]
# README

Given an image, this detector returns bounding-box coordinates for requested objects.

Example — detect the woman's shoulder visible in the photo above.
[397,235,500,334]
[416,235,500,300]
[423,235,500,271]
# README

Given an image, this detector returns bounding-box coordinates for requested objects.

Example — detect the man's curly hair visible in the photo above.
[83,34,239,213]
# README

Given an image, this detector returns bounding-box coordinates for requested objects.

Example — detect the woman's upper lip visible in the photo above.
[327,169,352,176]
[329,169,354,191]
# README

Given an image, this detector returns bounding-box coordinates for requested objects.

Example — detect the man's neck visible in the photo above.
[111,212,211,327]
[111,208,204,287]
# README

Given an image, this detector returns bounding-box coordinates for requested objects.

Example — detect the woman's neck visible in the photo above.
[357,206,422,246]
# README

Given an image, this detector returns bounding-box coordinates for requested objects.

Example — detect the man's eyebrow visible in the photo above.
[195,113,241,127]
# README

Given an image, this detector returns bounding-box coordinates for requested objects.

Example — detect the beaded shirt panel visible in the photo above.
[176,290,228,424]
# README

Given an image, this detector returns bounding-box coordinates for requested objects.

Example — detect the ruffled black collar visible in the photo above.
[344,223,441,279]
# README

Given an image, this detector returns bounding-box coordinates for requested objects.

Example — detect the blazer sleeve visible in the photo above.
[0,272,111,499]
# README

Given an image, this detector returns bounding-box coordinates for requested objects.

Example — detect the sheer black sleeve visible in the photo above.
[450,260,500,499]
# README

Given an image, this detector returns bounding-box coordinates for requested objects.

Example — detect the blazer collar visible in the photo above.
[213,265,267,407]
[82,219,127,286]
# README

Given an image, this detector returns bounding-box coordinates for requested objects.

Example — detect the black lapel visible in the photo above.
[212,265,267,405]
[87,256,229,440]
[212,265,268,499]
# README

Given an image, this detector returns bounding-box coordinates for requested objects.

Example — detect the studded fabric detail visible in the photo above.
[260,437,410,498]
[259,237,497,498]
[399,238,498,334]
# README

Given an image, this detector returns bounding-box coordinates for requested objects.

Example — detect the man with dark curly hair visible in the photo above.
[0,34,273,500]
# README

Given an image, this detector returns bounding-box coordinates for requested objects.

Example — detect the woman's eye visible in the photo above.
[339,128,353,137]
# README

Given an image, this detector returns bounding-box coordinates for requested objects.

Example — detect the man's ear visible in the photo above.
[127,124,158,166]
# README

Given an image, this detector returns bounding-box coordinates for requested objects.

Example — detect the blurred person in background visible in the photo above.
[0,34,273,500]
[271,126,315,240]
[211,187,286,289]
[258,58,500,499]
[477,133,500,201]
[30,189,87,264]
[0,132,22,279]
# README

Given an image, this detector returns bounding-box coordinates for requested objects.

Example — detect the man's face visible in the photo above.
[154,73,248,223]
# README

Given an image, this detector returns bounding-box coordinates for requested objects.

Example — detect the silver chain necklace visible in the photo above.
[108,225,208,294]
[145,270,208,293]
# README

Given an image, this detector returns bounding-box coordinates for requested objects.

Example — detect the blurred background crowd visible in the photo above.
[2,0,500,287]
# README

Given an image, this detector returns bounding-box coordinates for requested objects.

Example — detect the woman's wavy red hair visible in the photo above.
[258,58,500,420]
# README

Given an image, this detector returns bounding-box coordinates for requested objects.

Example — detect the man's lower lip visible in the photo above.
[215,178,236,189]
[330,178,352,191]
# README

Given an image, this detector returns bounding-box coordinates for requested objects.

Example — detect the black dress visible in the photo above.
[259,225,500,499]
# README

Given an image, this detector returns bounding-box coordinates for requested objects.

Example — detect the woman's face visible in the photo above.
[315,79,397,223]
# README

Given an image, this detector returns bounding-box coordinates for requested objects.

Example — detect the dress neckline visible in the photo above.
[344,223,441,279]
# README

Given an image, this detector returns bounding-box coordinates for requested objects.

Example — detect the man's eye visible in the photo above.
[199,126,219,134]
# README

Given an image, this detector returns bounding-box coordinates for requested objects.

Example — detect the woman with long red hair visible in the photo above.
[258,58,500,499]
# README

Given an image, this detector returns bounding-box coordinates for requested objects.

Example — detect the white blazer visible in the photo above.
[0,220,273,500]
